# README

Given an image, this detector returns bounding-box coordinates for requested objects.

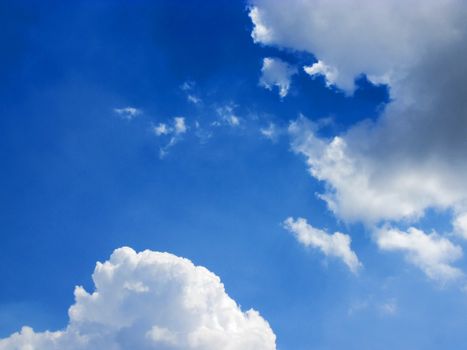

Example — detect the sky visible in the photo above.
[1,1,467,349]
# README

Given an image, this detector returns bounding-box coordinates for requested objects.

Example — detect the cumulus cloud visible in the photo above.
[288,116,462,224]
[376,227,463,283]
[283,217,362,273]
[259,57,297,98]
[250,0,465,93]
[114,107,142,120]
[250,1,467,228]
[0,247,276,350]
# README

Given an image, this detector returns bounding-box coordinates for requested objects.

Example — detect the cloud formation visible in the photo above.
[251,0,467,225]
[250,0,465,93]
[284,217,362,273]
[259,57,297,98]
[376,227,463,283]
[251,0,467,281]
[0,247,276,350]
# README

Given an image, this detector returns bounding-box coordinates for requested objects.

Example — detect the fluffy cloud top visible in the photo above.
[0,247,276,350]
[284,217,361,273]
[288,117,464,224]
[376,227,463,283]
[259,57,297,98]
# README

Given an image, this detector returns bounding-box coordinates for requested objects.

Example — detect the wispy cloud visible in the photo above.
[259,123,278,141]
[187,94,201,105]
[216,105,241,127]
[153,117,188,158]
[113,107,142,120]
[284,217,362,273]
[376,226,463,283]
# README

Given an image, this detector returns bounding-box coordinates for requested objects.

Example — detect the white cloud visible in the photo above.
[249,7,273,44]
[0,247,276,350]
[250,0,465,93]
[376,227,463,283]
[114,107,142,120]
[228,115,240,126]
[153,117,188,157]
[288,116,462,224]
[174,117,187,134]
[153,123,170,136]
[250,1,467,233]
[153,117,187,137]
[259,57,297,98]
[453,213,467,239]
[283,217,362,273]
[303,60,338,88]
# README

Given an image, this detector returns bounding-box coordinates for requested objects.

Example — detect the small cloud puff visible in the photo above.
[114,107,142,120]
[259,57,297,98]
[153,117,187,158]
[180,81,195,91]
[0,247,277,350]
[174,117,187,134]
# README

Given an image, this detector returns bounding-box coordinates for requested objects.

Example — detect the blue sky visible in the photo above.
[2,1,467,349]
